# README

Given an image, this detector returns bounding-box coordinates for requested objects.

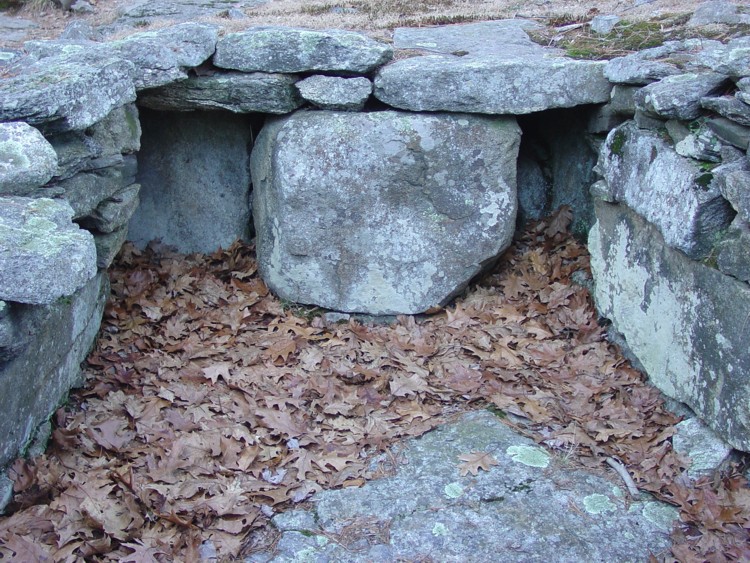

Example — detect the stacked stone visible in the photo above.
[587,37,750,450]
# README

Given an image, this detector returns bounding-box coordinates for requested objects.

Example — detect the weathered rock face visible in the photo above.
[596,122,734,259]
[589,201,750,451]
[251,110,520,315]
[0,122,57,195]
[128,109,254,253]
[214,27,393,74]
[260,410,677,561]
[374,56,611,114]
[138,72,303,114]
[0,197,97,305]
[0,272,108,470]
[0,50,136,132]
[295,75,372,111]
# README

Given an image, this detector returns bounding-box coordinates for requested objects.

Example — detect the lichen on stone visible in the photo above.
[505,445,550,468]
[582,494,618,514]
[444,482,464,499]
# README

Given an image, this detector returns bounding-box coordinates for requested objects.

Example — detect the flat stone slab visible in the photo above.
[253,410,676,562]
[0,50,136,132]
[138,72,303,114]
[374,55,611,114]
[393,19,546,57]
[0,197,97,305]
[635,72,729,121]
[251,110,520,315]
[214,27,392,74]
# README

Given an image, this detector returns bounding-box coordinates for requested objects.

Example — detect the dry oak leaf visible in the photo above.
[458,451,500,476]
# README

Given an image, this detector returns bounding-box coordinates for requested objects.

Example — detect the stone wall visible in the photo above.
[1,19,749,503]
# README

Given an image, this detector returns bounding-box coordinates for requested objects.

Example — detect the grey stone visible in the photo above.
[635,73,729,121]
[93,226,129,269]
[0,473,12,514]
[0,122,58,196]
[587,105,627,133]
[590,15,621,34]
[322,312,351,326]
[214,27,392,74]
[296,75,372,111]
[374,56,611,114]
[128,110,253,253]
[0,15,37,44]
[59,19,102,41]
[392,20,547,57]
[43,156,138,219]
[609,85,640,115]
[138,72,302,114]
[688,1,750,26]
[701,95,750,127]
[590,201,750,451]
[261,411,675,562]
[738,77,750,94]
[604,57,680,85]
[0,272,108,473]
[109,22,219,90]
[0,301,15,362]
[47,104,141,181]
[691,36,750,77]
[714,161,750,222]
[0,50,136,133]
[673,418,733,478]
[251,111,520,315]
[597,122,734,258]
[0,197,97,305]
[114,0,266,26]
[272,509,319,532]
[634,109,666,130]
[70,0,94,13]
[716,222,750,282]
[517,153,551,225]
[706,117,750,150]
[672,121,723,162]
[738,91,750,105]
[79,183,141,233]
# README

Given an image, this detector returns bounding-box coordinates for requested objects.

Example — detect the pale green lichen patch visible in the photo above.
[432,522,448,537]
[641,501,679,530]
[506,445,550,468]
[292,546,318,562]
[583,494,618,515]
[315,535,329,547]
[444,482,464,499]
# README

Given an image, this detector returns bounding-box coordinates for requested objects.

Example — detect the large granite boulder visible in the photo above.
[251,110,520,315]
[0,122,57,195]
[128,109,254,253]
[589,201,750,451]
[214,27,392,74]
[0,197,97,305]
[596,121,734,259]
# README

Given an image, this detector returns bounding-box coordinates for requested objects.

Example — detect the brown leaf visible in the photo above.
[458,451,500,476]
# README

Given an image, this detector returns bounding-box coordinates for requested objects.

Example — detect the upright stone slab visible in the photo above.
[589,201,750,451]
[0,273,108,471]
[251,110,520,315]
[128,110,254,253]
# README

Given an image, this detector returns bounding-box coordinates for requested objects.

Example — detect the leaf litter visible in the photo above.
[1,208,748,561]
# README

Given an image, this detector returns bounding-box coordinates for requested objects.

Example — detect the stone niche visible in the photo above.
[128,109,259,253]
[2,20,750,510]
